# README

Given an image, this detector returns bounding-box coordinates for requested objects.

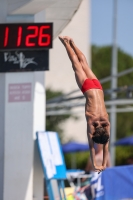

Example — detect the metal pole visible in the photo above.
[110,0,118,166]
[71,153,76,169]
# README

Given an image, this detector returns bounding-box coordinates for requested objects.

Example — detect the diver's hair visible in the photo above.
[92,127,109,144]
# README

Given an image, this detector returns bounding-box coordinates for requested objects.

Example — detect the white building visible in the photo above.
[46,0,91,143]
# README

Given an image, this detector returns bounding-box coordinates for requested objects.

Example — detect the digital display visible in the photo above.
[0,23,53,50]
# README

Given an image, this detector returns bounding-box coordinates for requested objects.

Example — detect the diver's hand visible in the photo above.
[94,165,106,174]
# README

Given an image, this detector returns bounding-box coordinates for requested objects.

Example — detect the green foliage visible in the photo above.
[76,152,90,169]
[117,113,133,139]
[46,88,63,100]
[64,152,90,170]
[92,45,133,90]
[91,45,111,90]
[46,115,71,141]
[116,146,133,166]
[117,48,133,86]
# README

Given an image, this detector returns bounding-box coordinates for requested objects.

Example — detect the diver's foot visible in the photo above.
[64,36,74,44]
[58,35,70,46]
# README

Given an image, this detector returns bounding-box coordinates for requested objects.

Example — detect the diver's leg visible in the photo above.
[70,38,97,79]
[59,36,87,89]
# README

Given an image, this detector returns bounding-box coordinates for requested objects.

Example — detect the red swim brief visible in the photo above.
[81,79,103,94]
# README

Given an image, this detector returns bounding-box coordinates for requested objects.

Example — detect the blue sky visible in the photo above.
[91,0,133,57]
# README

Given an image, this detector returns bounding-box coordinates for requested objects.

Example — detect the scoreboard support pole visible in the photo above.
[0,71,45,200]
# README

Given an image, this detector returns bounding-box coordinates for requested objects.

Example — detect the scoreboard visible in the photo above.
[0,23,53,72]
[0,23,53,50]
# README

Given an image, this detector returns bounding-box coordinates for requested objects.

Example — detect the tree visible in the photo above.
[92,45,133,90]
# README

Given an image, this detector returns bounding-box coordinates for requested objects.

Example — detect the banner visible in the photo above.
[37,131,67,180]
[91,165,133,200]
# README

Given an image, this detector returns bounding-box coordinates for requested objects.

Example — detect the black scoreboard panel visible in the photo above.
[0,50,49,72]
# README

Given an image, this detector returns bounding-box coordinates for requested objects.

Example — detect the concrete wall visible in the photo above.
[0,72,45,200]
[45,0,91,143]
[4,73,34,200]
[0,74,5,200]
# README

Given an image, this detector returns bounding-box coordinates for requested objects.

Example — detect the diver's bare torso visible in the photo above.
[84,89,109,131]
